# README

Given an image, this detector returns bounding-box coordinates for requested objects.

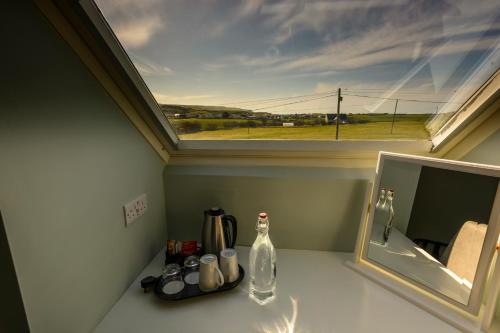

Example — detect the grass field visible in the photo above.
[179,120,430,140]
[169,113,432,140]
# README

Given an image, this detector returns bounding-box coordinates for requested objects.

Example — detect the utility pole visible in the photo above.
[336,88,342,140]
[390,99,399,134]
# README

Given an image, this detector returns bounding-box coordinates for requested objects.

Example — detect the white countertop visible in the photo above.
[368,223,471,305]
[94,247,460,333]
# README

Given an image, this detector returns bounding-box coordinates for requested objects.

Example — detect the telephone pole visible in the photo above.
[390,99,399,134]
[336,88,342,140]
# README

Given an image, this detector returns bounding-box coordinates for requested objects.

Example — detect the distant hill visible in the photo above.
[160,104,253,116]
[159,104,281,119]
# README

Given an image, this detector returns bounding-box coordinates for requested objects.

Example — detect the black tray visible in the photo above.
[141,265,245,300]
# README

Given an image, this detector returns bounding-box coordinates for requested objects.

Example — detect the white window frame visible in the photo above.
[431,67,500,151]
[74,0,498,162]
[79,0,179,147]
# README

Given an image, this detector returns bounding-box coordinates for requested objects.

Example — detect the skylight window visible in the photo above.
[91,0,499,142]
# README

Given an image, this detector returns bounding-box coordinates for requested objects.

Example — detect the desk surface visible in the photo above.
[94,247,459,333]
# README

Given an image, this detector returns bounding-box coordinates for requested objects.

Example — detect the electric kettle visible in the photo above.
[201,207,237,256]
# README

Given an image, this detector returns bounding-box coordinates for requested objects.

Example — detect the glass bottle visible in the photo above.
[373,188,388,225]
[383,190,395,242]
[249,212,277,305]
[375,188,386,209]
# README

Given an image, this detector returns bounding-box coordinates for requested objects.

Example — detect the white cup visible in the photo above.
[220,248,239,283]
[199,254,224,291]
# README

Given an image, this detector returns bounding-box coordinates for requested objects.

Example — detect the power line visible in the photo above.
[342,93,453,104]
[344,88,433,92]
[223,90,338,106]
[220,88,460,111]
[272,104,368,112]
[224,88,455,108]
[253,93,337,111]
[344,90,445,95]
[343,88,453,93]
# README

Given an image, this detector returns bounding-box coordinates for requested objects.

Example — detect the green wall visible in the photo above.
[462,129,500,166]
[164,166,372,251]
[461,129,500,324]
[0,2,167,332]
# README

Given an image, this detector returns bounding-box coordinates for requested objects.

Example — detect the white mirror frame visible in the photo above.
[351,152,500,332]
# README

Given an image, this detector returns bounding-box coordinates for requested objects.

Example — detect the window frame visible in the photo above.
[43,0,499,165]
[430,69,500,151]
[79,0,180,147]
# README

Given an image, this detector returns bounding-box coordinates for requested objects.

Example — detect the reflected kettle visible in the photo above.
[201,207,237,256]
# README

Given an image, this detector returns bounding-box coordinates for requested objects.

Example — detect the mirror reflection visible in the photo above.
[367,159,499,305]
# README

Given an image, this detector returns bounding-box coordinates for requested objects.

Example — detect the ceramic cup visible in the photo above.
[199,254,224,291]
[220,248,239,283]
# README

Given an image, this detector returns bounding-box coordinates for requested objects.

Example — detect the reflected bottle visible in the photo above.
[249,212,277,305]
[383,190,395,243]
[373,188,387,225]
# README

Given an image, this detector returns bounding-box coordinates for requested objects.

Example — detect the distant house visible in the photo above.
[283,122,294,127]
[325,113,349,124]
[174,113,187,119]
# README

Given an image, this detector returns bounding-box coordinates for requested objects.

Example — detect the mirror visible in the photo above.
[361,152,500,315]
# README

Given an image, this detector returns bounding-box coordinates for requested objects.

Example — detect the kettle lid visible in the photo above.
[206,207,224,216]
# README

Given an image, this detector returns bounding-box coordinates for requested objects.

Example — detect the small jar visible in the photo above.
[161,263,184,295]
[183,255,200,285]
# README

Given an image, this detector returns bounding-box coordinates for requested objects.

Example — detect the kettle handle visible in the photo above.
[223,215,237,248]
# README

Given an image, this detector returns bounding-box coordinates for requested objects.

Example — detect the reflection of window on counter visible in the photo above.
[414,247,441,263]
[440,267,473,289]
[415,241,475,289]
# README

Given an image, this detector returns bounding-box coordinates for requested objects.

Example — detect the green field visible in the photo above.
[179,120,430,140]
[171,114,429,140]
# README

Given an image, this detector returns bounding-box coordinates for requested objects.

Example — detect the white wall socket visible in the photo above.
[124,193,148,226]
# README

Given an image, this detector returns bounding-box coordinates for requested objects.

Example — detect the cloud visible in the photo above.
[273,36,498,74]
[222,10,500,76]
[219,0,494,77]
[202,53,288,73]
[314,82,337,94]
[97,0,499,112]
[152,92,216,104]
[202,63,226,72]
[261,0,411,44]
[129,53,174,76]
[226,54,286,67]
[95,0,164,48]
[209,0,265,37]
[113,17,163,48]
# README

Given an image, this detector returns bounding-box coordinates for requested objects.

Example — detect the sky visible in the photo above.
[95,0,500,115]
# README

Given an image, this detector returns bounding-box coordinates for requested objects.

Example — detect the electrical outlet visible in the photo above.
[124,193,148,226]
